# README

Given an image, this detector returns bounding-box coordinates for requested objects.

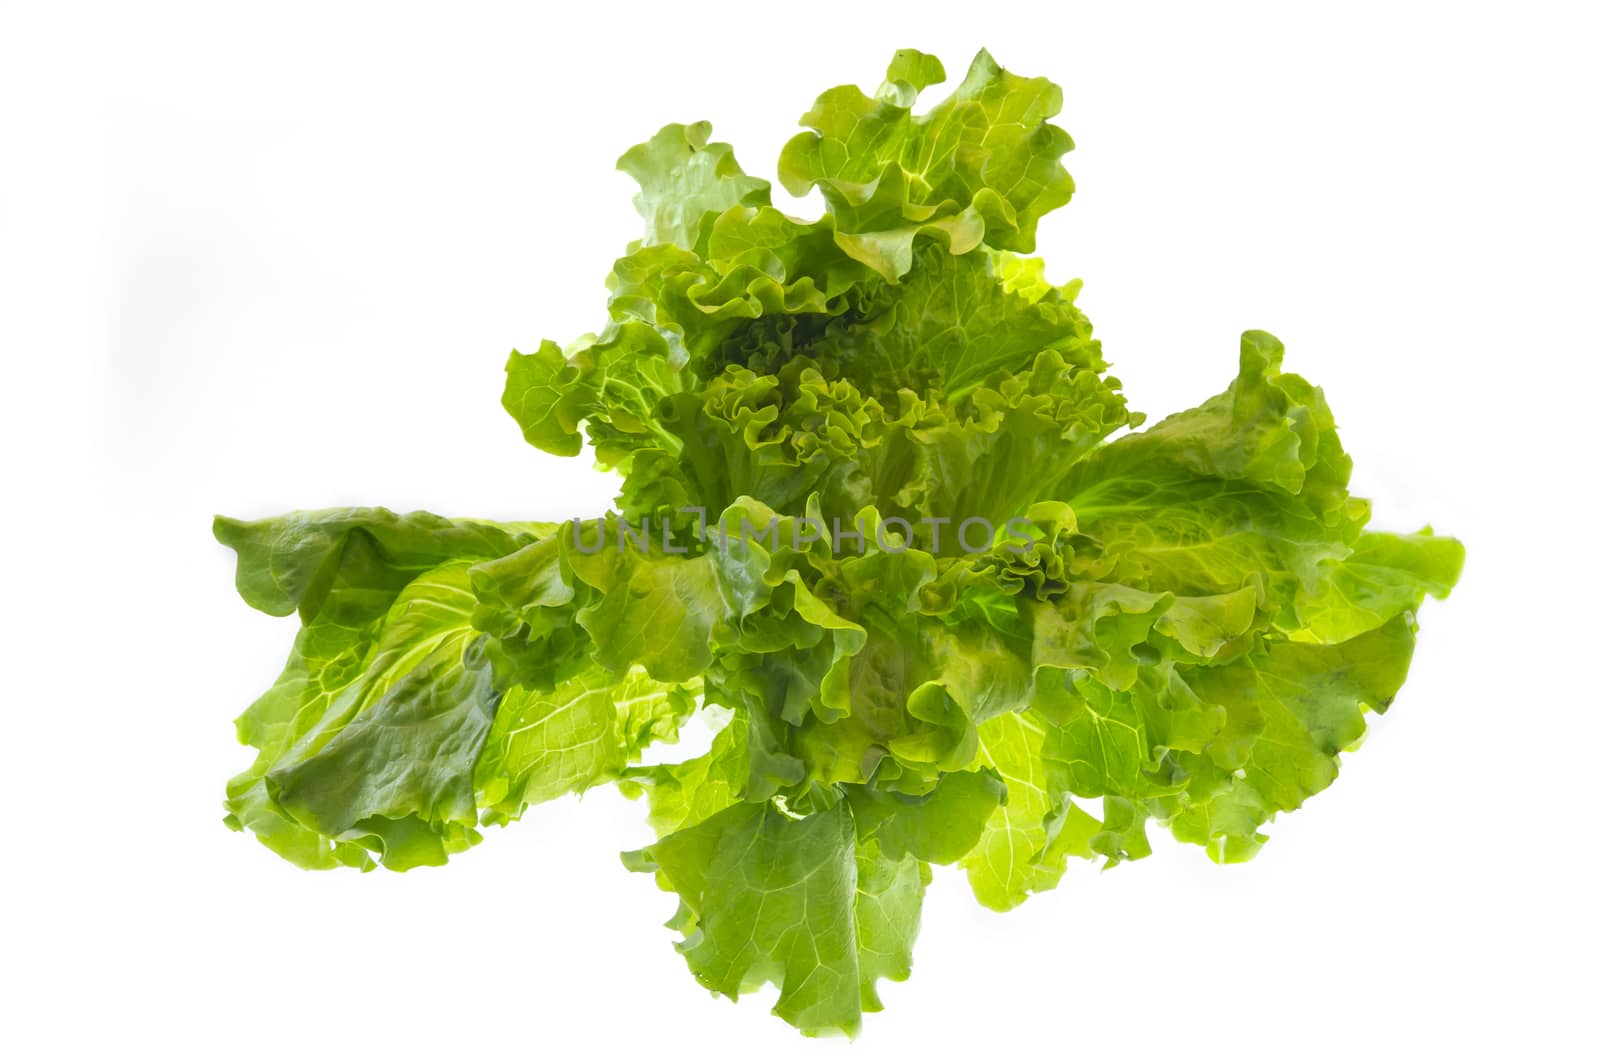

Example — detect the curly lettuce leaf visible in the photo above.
[779,49,1075,278]
[604,247,1134,525]
[617,121,771,253]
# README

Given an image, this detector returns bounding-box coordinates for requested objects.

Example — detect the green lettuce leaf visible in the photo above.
[218,511,696,869]
[215,48,1463,1038]
[779,49,1075,278]
[617,121,771,253]
[626,799,926,1037]
[1163,614,1422,862]
[476,665,697,826]
[218,510,541,869]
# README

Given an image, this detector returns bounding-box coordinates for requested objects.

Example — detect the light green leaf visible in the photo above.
[617,121,771,253]
[959,711,1064,910]
[476,665,697,825]
[1169,615,1421,862]
[1295,529,1465,642]
[566,537,728,683]
[256,564,494,870]
[630,799,924,1037]
[779,49,1075,278]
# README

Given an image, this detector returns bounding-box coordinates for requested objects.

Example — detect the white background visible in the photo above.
[4,2,1595,1056]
